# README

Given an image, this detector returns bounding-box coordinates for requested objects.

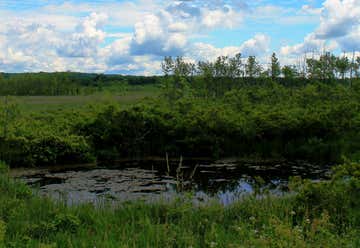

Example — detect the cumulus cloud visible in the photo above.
[129,1,243,57]
[240,34,271,57]
[0,12,110,72]
[280,34,326,56]
[57,12,108,57]
[313,0,360,52]
[0,0,321,74]
[130,13,185,56]
[337,27,360,51]
[280,0,360,59]
[190,34,271,61]
[105,36,133,66]
[315,0,360,39]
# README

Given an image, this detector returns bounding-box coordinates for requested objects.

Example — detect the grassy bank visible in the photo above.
[0,161,360,247]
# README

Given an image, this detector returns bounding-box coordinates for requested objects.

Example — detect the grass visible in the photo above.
[3,85,160,112]
[1,161,360,247]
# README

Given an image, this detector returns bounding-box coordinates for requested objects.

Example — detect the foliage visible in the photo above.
[270,52,281,79]
[0,219,5,245]
[0,161,8,174]
[0,161,359,247]
[0,72,162,96]
[81,80,360,163]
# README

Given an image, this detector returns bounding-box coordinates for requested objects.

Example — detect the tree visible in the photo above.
[335,56,350,80]
[228,53,243,78]
[282,65,298,79]
[161,56,194,102]
[161,56,174,76]
[307,52,336,80]
[319,52,336,80]
[270,53,281,79]
[355,57,360,78]
[197,60,216,97]
[245,56,261,78]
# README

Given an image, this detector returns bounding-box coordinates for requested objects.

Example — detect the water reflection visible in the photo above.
[12,159,330,205]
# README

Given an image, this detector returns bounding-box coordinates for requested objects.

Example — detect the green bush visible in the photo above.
[0,161,8,174]
[0,219,5,244]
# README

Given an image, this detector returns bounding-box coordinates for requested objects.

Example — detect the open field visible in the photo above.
[2,87,160,112]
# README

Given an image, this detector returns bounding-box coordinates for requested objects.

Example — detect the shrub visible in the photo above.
[0,161,8,174]
[0,219,5,244]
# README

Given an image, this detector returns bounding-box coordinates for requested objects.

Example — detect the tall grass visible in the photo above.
[1,161,360,247]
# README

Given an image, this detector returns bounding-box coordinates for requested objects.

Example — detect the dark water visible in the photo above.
[11,159,331,205]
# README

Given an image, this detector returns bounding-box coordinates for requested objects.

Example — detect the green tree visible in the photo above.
[228,53,243,78]
[319,52,336,80]
[161,56,193,102]
[335,56,350,80]
[245,56,261,78]
[307,53,336,80]
[282,65,298,79]
[270,53,281,79]
[161,56,174,76]
[355,57,360,78]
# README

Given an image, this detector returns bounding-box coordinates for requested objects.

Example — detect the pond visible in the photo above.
[11,158,331,205]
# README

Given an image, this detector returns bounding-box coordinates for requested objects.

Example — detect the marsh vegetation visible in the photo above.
[1,53,360,246]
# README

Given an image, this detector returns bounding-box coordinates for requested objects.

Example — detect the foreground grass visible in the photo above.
[1,162,360,247]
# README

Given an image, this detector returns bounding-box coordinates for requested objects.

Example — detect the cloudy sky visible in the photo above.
[0,0,359,74]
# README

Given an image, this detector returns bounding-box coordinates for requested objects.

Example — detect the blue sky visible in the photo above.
[0,0,359,74]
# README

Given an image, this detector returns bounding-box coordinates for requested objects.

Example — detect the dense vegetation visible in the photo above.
[0,160,359,247]
[1,53,360,167]
[83,81,360,163]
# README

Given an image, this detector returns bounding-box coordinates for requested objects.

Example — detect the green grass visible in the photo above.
[1,162,360,247]
[2,85,160,112]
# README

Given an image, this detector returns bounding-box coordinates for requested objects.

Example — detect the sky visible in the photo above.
[0,0,359,75]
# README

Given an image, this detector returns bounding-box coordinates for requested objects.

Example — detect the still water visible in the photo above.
[11,158,330,205]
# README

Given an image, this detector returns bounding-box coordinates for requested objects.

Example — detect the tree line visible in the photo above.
[1,52,359,96]
[0,72,162,96]
[160,52,360,98]
[162,52,360,80]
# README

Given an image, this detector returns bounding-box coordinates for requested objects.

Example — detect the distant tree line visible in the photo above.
[1,52,360,96]
[0,72,162,96]
[161,52,360,98]
[162,52,360,80]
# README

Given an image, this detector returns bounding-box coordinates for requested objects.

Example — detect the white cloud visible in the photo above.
[57,12,108,57]
[129,1,244,57]
[279,0,360,60]
[0,12,108,72]
[190,34,271,61]
[280,33,326,56]
[315,0,360,39]
[240,34,271,57]
[200,5,242,29]
[337,26,360,51]
[1,0,319,74]
[105,36,133,66]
